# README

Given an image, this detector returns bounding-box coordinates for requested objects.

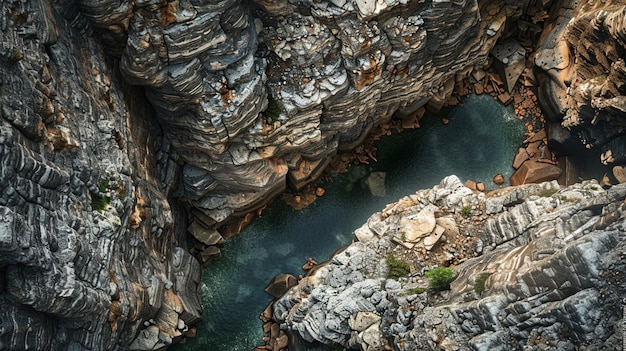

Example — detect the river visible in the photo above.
[172,93,525,351]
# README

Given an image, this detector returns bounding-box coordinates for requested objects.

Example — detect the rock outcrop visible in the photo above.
[273,175,625,350]
[537,0,626,183]
[0,1,200,350]
[70,0,552,248]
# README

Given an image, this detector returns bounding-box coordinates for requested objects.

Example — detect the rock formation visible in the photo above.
[2,0,626,349]
[273,175,625,350]
[0,1,200,350]
[71,0,542,251]
[537,0,626,182]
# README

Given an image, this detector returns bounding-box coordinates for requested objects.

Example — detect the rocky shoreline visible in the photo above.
[262,175,625,351]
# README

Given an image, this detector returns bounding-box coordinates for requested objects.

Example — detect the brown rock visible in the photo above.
[493,173,505,185]
[464,179,478,190]
[497,91,513,105]
[315,187,325,196]
[512,148,530,169]
[476,182,485,192]
[265,274,297,298]
[274,331,289,351]
[613,166,626,183]
[510,160,562,185]
[474,82,484,94]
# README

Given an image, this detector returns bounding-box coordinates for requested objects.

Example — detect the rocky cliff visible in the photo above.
[73,0,544,257]
[273,176,625,350]
[2,0,626,350]
[0,1,201,350]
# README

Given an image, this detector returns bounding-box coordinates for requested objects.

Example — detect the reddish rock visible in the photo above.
[498,91,513,105]
[510,160,562,185]
[474,82,484,94]
[464,179,478,190]
[265,274,297,298]
[493,173,505,185]
[512,148,530,169]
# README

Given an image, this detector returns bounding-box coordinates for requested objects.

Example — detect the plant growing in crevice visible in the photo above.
[91,179,111,212]
[386,253,410,279]
[538,188,558,197]
[425,266,456,291]
[473,272,491,295]
[264,95,281,123]
[461,205,472,217]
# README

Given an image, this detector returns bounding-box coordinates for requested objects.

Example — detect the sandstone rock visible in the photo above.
[512,148,530,169]
[613,166,626,183]
[510,160,562,185]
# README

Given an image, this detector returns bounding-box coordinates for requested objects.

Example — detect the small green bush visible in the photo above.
[386,253,410,279]
[425,266,456,291]
[461,205,472,217]
[538,189,558,197]
[474,273,491,295]
[92,179,110,211]
[91,192,109,211]
[264,95,281,122]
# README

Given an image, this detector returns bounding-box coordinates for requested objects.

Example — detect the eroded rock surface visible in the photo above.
[71,0,543,241]
[0,1,200,350]
[537,0,626,181]
[274,176,625,350]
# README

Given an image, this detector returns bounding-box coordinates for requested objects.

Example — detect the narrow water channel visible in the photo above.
[173,94,525,351]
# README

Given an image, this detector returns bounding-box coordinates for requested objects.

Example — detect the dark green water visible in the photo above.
[173,94,524,351]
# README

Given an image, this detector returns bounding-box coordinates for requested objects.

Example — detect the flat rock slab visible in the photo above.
[400,205,436,242]
[510,160,562,185]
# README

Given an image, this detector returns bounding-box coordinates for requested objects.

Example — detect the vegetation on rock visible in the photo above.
[425,266,456,291]
[386,253,411,279]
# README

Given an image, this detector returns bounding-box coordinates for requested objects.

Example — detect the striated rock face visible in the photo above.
[0,1,200,350]
[537,0,626,180]
[71,0,547,242]
[274,176,626,350]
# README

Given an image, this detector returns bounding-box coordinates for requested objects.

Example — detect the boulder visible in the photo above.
[512,148,530,169]
[510,160,562,185]
[265,274,297,298]
[400,205,436,242]
[188,221,224,246]
[493,174,505,185]
[365,172,387,197]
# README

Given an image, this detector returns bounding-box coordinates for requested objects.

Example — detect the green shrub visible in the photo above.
[91,192,109,211]
[92,179,110,211]
[425,266,456,291]
[461,205,472,217]
[386,253,410,279]
[264,95,281,122]
[538,188,558,197]
[474,272,491,295]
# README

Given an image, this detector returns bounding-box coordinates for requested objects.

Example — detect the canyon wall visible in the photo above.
[1,0,626,350]
[0,1,200,349]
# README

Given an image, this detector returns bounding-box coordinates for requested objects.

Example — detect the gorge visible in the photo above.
[1,0,626,350]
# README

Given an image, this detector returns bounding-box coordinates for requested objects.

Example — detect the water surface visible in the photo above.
[173,94,524,351]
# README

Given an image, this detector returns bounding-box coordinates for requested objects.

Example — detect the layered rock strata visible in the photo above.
[71,0,555,251]
[273,175,625,350]
[537,0,626,183]
[0,1,201,350]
